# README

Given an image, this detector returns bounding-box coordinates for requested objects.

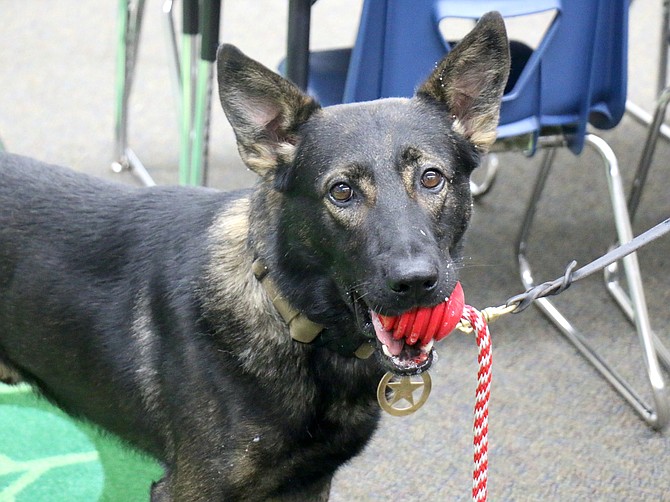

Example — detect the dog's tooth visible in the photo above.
[382,344,392,358]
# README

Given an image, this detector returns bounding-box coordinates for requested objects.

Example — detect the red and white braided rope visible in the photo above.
[463,305,492,502]
[375,287,497,501]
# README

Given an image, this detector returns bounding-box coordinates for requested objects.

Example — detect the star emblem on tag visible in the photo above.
[377,371,432,416]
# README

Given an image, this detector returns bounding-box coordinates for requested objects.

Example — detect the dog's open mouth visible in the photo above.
[370,311,434,375]
[358,283,465,376]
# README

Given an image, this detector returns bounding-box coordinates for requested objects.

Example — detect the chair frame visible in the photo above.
[514,133,670,429]
[488,1,670,429]
[112,0,156,187]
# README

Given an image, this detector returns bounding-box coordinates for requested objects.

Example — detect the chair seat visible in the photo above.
[280,49,351,107]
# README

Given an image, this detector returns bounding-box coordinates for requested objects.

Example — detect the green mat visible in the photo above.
[0,383,163,501]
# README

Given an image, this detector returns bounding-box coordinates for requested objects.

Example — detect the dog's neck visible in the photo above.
[251,258,323,344]
[252,258,374,360]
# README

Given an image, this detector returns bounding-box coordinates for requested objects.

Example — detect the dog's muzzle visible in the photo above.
[366,282,465,375]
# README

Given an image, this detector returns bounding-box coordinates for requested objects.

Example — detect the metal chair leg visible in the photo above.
[163,0,182,118]
[285,0,312,90]
[625,101,670,142]
[516,133,669,430]
[470,153,500,197]
[604,86,670,371]
[627,86,670,221]
[189,0,221,187]
[189,62,213,186]
[112,0,156,186]
[113,0,141,164]
[625,0,670,141]
[178,0,199,186]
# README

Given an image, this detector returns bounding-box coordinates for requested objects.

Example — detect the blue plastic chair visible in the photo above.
[301,0,670,429]
[306,0,627,154]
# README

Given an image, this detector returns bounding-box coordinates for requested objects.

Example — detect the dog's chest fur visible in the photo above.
[202,194,382,416]
[179,192,382,494]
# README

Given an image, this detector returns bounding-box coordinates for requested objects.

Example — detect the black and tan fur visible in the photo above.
[0,13,510,501]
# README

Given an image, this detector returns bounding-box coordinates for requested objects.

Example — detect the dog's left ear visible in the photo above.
[216,44,321,177]
[417,11,510,152]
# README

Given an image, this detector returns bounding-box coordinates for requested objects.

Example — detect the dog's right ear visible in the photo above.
[216,44,321,177]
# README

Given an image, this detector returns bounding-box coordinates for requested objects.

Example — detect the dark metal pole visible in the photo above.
[286,0,312,90]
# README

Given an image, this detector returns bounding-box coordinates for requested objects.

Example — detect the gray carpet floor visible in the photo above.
[1,1,669,500]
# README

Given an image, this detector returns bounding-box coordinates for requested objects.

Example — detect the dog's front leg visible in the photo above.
[149,469,212,502]
[150,475,172,502]
[266,477,332,502]
[149,459,253,502]
[149,467,218,502]
[150,464,332,501]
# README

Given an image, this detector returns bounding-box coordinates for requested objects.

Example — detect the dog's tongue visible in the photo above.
[373,282,465,348]
[371,313,404,356]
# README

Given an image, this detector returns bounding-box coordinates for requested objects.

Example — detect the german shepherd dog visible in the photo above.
[0,13,509,501]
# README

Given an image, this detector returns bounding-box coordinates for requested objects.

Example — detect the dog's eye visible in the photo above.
[420,169,444,190]
[329,183,354,204]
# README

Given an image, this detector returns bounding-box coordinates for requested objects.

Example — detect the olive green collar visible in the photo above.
[252,259,374,359]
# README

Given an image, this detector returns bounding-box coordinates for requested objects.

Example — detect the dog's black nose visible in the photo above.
[387,260,439,298]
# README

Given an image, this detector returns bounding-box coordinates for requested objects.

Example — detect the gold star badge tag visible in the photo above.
[377,371,432,416]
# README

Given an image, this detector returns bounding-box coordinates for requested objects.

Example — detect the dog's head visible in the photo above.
[217,13,510,374]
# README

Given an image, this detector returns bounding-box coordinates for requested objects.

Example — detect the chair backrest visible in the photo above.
[341,0,628,153]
